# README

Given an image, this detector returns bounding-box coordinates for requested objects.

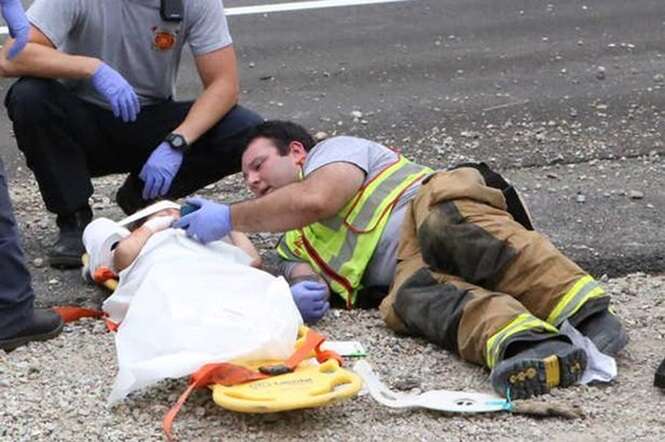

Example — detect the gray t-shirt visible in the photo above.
[27,0,232,108]
[280,136,425,288]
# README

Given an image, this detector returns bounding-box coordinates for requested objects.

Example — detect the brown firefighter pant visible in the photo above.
[378,168,609,368]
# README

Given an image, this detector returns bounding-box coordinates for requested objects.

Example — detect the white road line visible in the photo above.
[0,0,409,36]
[225,0,408,16]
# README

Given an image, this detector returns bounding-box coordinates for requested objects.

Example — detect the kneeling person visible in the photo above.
[2,0,263,268]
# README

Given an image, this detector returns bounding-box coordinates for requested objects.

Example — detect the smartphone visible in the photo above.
[180,203,198,216]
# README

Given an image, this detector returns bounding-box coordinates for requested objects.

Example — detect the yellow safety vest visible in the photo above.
[277,155,432,308]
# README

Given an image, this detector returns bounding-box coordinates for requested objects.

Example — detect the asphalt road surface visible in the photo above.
[1,2,665,440]
[1,0,665,280]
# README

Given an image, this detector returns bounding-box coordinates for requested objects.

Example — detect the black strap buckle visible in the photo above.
[258,364,293,376]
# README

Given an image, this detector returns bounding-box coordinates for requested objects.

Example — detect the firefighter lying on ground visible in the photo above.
[173,120,628,400]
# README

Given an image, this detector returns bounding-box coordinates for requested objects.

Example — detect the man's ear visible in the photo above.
[288,141,307,165]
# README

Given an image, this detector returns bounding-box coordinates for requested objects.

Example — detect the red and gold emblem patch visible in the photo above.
[151,27,177,51]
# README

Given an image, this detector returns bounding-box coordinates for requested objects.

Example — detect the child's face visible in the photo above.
[147,208,180,220]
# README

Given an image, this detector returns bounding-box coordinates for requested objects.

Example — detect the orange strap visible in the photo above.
[284,327,342,368]
[163,329,342,441]
[92,266,117,284]
[53,306,105,322]
[53,306,118,332]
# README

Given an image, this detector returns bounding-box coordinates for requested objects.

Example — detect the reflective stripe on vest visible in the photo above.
[485,313,559,369]
[546,275,606,326]
[277,156,432,307]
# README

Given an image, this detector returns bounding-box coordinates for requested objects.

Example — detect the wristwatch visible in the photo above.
[165,132,190,153]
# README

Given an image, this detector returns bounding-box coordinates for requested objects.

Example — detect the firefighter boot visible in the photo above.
[570,308,628,357]
[490,337,587,399]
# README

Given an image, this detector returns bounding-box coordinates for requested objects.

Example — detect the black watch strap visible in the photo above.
[165,132,190,153]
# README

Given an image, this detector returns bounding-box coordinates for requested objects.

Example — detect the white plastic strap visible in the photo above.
[353,360,509,413]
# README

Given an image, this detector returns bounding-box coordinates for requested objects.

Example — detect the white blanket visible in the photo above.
[101,228,302,404]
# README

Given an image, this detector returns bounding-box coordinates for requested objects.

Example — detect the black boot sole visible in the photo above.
[0,319,64,352]
[655,357,665,388]
[491,347,587,399]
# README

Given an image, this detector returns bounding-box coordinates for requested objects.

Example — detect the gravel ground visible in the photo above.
[1,270,664,442]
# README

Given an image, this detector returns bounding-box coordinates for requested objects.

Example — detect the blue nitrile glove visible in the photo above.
[290,281,330,324]
[173,196,232,244]
[139,141,183,200]
[1,0,29,59]
[90,63,141,122]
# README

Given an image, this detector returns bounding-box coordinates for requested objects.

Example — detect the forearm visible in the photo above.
[172,78,238,144]
[112,227,154,273]
[233,163,365,234]
[230,183,330,233]
[0,39,100,79]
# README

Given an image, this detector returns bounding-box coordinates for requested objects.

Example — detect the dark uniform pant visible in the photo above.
[4,77,264,216]
[380,168,608,368]
[0,158,34,339]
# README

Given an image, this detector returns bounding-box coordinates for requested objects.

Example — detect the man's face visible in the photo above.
[241,137,306,197]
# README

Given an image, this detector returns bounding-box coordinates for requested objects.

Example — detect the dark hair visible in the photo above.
[243,120,316,155]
